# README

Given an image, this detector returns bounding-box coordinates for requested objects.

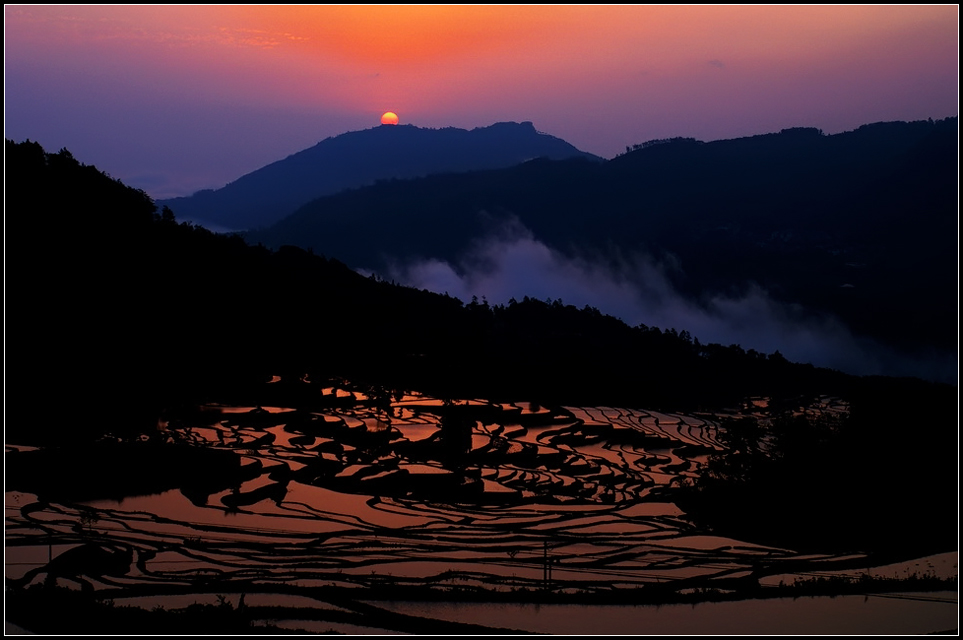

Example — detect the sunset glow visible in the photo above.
[4,5,957,199]
[4,6,959,630]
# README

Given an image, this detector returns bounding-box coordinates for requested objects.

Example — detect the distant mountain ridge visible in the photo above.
[245,117,958,372]
[159,121,600,230]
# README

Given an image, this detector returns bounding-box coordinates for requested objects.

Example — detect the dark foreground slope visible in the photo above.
[5,138,954,444]
[250,118,958,365]
[158,121,600,231]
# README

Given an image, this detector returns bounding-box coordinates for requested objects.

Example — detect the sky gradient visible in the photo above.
[4,5,959,200]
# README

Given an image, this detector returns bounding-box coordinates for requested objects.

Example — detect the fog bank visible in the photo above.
[386,221,955,383]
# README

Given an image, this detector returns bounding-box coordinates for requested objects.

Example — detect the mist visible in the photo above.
[387,220,956,383]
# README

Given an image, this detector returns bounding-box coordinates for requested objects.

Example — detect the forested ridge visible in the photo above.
[251,118,958,359]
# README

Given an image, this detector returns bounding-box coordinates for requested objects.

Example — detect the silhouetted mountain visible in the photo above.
[157,121,601,230]
[246,118,958,370]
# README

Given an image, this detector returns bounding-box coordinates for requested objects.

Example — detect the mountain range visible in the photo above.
[19,114,956,384]
[221,117,956,380]
[158,121,600,230]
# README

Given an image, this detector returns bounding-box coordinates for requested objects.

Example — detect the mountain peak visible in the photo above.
[476,120,535,130]
[160,122,599,231]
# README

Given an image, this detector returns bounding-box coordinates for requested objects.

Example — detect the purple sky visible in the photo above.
[4,5,957,200]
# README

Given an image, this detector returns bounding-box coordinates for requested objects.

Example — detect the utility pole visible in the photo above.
[543,541,553,590]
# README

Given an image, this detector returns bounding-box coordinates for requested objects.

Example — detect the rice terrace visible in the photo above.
[5,373,958,634]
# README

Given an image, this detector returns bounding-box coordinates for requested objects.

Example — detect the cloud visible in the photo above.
[386,219,955,382]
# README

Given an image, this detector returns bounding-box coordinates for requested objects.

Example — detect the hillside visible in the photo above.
[246,118,958,373]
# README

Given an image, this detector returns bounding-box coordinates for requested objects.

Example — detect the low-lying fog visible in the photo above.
[385,220,956,384]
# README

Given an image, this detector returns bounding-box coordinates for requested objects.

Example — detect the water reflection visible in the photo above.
[372,593,958,635]
[5,377,954,632]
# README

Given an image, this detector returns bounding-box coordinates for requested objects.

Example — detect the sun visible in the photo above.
[380,111,399,125]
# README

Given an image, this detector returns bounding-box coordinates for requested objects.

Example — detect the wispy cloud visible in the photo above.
[387,219,956,382]
[6,7,311,51]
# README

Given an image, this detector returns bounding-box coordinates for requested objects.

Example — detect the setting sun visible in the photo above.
[2,5,957,634]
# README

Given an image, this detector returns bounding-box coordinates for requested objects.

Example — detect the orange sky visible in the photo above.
[5,5,958,198]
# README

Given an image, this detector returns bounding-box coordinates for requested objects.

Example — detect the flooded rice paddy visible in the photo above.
[5,376,957,633]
